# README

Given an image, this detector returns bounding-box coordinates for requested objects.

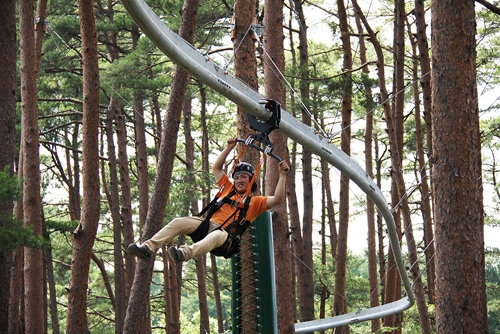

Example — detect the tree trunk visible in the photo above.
[374,137,386,306]
[352,1,432,332]
[232,1,260,332]
[0,0,16,331]
[20,0,45,331]
[355,14,380,333]
[263,0,295,332]
[123,1,199,332]
[407,20,435,305]
[431,0,488,332]
[414,0,433,160]
[133,88,149,232]
[112,99,135,303]
[333,1,352,332]
[66,0,101,330]
[9,153,25,334]
[104,97,127,333]
[43,215,61,334]
[291,0,315,324]
[413,0,436,303]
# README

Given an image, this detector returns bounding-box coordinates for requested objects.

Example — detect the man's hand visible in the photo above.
[227,137,238,150]
[213,137,238,182]
[278,161,290,175]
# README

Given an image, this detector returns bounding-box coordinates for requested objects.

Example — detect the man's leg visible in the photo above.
[129,216,203,260]
[177,228,228,261]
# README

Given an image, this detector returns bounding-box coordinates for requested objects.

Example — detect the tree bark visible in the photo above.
[431,0,488,332]
[407,19,435,305]
[291,0,315,325]
[0,0,16,331]
[104,97,127,333]
[20,0,45,331]
[333,1,352,333]
[352,1,432,332]
[66,0,101,330]
[43,215,61,334]
[263,0,295,332]
[413,0,436,303]
[123,0,199,332]
[232,1,260,332]
[112,100,135,303]
[355,14,380,333]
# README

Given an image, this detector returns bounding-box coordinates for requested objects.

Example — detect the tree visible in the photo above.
[333,1,353,332]
[291,0,315,324]
[231,1,261,331]
[431,0,488,332]
[263,0,295,332]
[0,0,16,332]
[355,13,380,333]
[20,0,45,331]
[66,0,101,330]
[123,0,199,332]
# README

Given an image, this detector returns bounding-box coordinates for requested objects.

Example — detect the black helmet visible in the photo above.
[232,162,255,178]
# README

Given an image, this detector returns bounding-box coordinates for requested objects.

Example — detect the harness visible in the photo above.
[188,189,253,258]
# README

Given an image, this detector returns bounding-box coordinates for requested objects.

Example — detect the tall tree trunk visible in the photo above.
[183,95,210,333]
[406,19,435,305]
[355,14,380,333]
[291,0,315,324]
[112,99,135,298]
[414,0,433,159]
[104,97,127,333]
[43,215,61,334]
[263,0,295,332]
[352,1,432,332]
[133,25,150,241]
[286,13,306,323]
[66,0,101,330]
[374,136,386,306]
[232,1,261,332]
[20,0,45,331]
[333,1,352,333]
[431,0,487,332]
[9,151,25,333]
[413,0,436,303]
[0,0,16,331]
[123,1,199,332]
[389,0,406,331]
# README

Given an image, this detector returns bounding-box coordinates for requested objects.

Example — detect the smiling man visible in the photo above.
[128,137,289,263]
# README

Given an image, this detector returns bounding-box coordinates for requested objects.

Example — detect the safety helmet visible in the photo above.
[232,162,255,179]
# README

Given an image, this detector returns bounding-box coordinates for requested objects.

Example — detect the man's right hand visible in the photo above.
[227,137,238,150]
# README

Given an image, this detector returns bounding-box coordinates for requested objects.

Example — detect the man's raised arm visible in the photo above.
[266,161,290,209]
[212,137,237,182]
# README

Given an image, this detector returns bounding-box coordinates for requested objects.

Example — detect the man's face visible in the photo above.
[234,173,251,194]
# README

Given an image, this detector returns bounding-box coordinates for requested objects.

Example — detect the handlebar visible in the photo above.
[236,138,283,162]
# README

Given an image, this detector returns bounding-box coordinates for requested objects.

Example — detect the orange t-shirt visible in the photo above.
[211,174,269,226]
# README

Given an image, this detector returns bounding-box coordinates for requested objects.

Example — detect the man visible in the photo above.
[128,137,289,263]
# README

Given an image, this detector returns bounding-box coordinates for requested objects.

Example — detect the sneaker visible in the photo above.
[127,244,152,261]
[168,246,183,264]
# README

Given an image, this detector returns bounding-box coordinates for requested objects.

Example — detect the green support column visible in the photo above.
[230,211,277,334]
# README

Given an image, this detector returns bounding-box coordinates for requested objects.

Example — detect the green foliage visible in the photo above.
[0,168,20,202]
[0,220,46,252]
[487,249,500,333]
[0,169,45,252]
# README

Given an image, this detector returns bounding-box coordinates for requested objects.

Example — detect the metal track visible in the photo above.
[120,0,415,330]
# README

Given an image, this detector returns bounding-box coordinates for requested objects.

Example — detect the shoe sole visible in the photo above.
[168,247,182,264]
[128,244,151,261]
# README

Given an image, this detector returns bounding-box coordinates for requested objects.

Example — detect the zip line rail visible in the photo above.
[120,0,415,330]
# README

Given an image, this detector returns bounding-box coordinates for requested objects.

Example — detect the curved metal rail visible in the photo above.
[120,0,415,330]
